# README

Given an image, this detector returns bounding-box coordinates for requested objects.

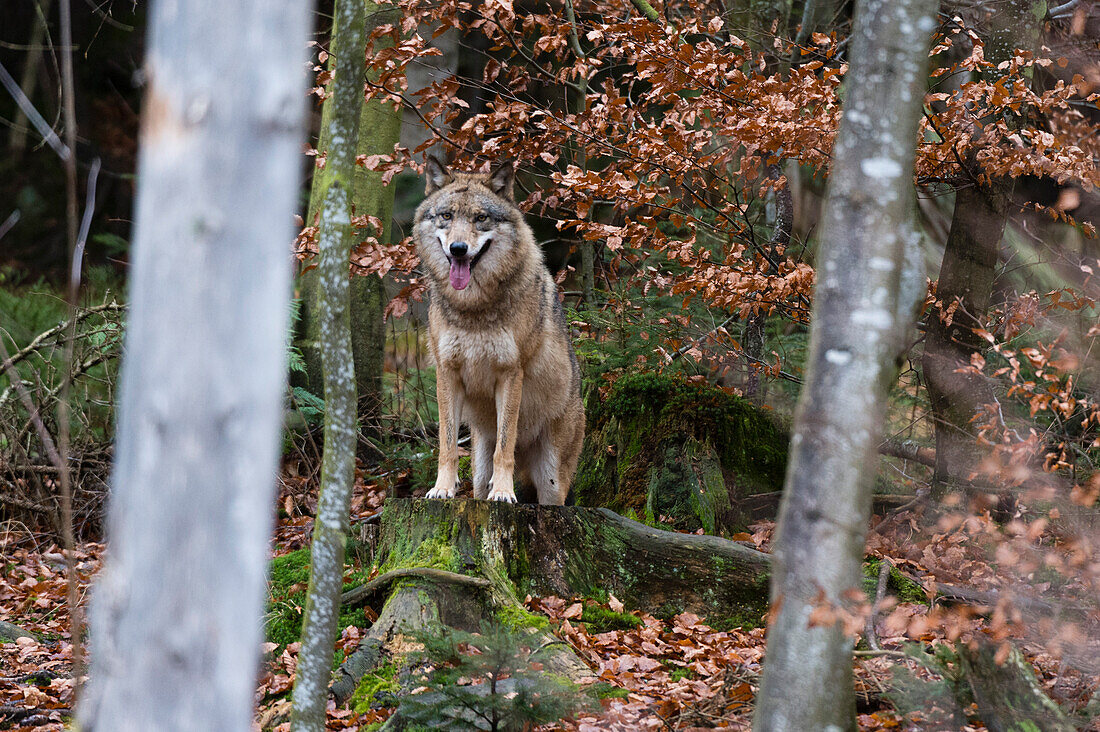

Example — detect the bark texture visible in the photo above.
[753,0,935,729]
[290,0,365,728]
[299,1,403,437]
[331,498,772,703]
[76,0,310,728]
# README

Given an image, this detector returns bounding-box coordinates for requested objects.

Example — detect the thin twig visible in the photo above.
[865,559,892,651]
[0,210,20,242]
[1,302,124,370]
[71,158,102,290]
[0,338,64,473]
[0,61,69,161]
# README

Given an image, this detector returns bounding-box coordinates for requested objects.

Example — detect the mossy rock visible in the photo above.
[575,372,789,535]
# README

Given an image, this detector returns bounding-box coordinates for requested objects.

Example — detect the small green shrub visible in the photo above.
[397,622,592,731]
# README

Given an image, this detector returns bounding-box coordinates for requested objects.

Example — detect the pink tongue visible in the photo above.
[449,258,472,290]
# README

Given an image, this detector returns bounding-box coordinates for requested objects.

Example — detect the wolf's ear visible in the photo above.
[488,159,516,199]
[424,155,452,194]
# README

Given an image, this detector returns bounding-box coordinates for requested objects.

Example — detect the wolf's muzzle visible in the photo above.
[449,241,469,257]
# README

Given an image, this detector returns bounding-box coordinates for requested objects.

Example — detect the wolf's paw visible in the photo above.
[426,476,459,500]
[486,479,517,503]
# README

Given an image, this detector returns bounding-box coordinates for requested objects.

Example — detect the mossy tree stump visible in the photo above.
[331,498,772,705]
[959,640,1076,732]
[575,372,789,535]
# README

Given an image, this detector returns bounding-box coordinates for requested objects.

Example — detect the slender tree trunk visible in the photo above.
[8,0,53,160]
[743,164,793,403]
[565,0,597,307]
[753,0,934,729]
[77,0,311,728]
[299,1,402,441]
[793,0,846,49]
[922,0,1043,497]
[290,0,365,728]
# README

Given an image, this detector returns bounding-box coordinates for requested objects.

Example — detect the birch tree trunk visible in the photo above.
[77,1,310,729]
[752,0,935,729]
[289,0,365,728]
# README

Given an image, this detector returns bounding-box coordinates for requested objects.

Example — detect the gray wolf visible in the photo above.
[413,157,584,505]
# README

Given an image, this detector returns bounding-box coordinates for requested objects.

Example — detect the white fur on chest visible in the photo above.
[436,327,519,398]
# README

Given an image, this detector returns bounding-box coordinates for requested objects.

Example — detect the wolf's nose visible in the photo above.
[449,242,469,258]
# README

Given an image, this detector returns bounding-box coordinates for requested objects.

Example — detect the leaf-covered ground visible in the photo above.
[2,467,1097,731]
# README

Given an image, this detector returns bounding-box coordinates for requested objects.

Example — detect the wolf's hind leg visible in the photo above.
[528,439,565,506]
[471,426,494,500]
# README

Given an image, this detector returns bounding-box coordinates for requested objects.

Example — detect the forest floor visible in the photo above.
[1,463,1098,731]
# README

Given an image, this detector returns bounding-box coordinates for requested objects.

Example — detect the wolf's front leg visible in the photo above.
[487,367,523,502]
[427,366,463,499]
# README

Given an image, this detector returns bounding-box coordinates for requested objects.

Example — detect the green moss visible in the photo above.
[669,667,694,682]
[862,560,928,604]
[580,605,643,633]
[350,662,400,713]
[497,603,551,632]
[377,515,462,574]
[264,546,373,646]
[575,372,789,534]
[588,682,631,699]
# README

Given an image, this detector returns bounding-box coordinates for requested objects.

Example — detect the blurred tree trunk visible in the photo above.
[922,1,1043,497]
[721,0,791,49]
[8,0,53,161]
[743,164,793,403]
[753,0,934,729]
[793,0,845,51]
[77,0,310,728]
[298,0,402,444]
[734,0,792,402]
[564,0,598,306]
[290,0,368,729]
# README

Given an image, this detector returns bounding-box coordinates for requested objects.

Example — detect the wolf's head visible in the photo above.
[413,157,531,298]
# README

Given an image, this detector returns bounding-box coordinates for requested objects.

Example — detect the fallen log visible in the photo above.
[331,498,772,705]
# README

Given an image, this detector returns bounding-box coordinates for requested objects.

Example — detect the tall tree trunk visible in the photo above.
[922,0,1043,497]
[298,1,402,442]
[77,0,310,728]
[753,0,934,729]
[290,0,366,728]
[923,185,1008,492]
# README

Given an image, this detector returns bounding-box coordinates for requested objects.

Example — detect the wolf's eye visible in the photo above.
[439,211,452,221]
[475,213,488,223]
